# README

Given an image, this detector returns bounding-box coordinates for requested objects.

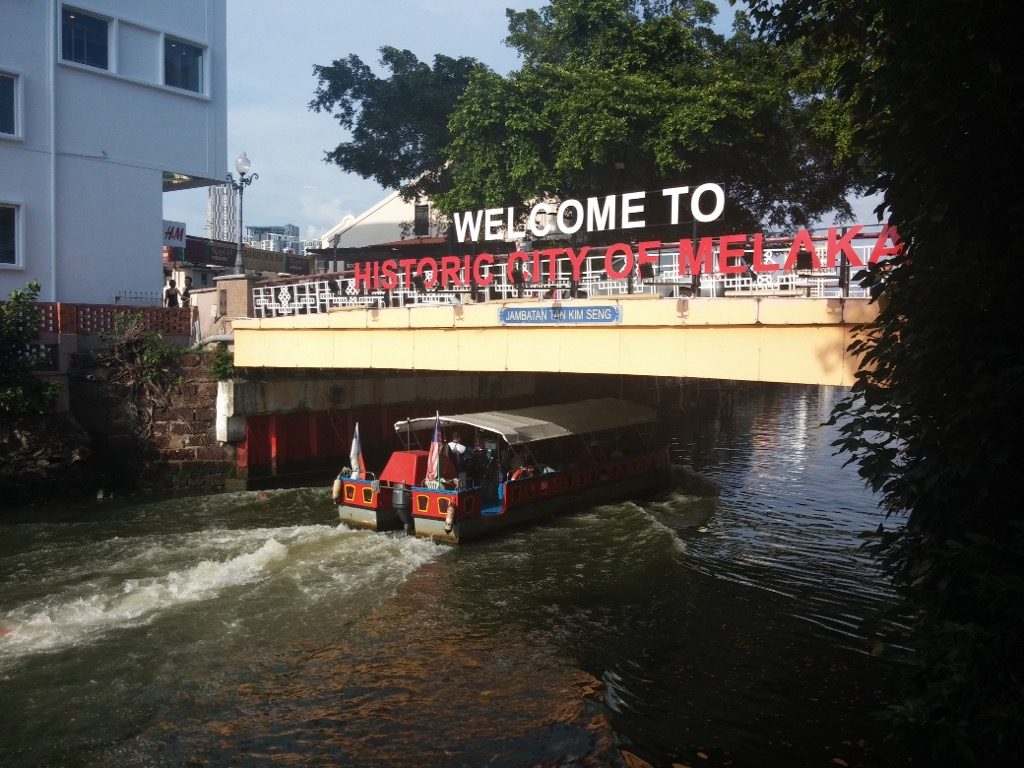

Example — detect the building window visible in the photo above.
[1,204,18,266]
[414,204,430,237]
[165,38,204,93]
[62,7,109,70]
[0,73,16,136]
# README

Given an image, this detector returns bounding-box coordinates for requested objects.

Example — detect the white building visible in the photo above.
[0,1,227,303]
[320,191,440,251]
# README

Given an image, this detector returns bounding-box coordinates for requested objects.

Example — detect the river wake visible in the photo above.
[0,522,442,670]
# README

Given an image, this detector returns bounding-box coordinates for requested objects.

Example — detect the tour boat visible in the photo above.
[332,398,672,544]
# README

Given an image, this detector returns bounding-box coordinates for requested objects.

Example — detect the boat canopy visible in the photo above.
[393,398,657,446]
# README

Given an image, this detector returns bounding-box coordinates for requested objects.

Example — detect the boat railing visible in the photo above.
[342,470,377,481]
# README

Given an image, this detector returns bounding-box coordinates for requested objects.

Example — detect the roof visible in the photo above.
[393,398,657,445]
[320,190,401,244]
[372,236,447,248]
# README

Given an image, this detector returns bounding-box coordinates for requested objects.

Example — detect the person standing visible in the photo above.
[180,275,193,307]
[446,431,468,487]
[163,279,180,307]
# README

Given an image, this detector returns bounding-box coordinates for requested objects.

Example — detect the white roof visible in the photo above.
[393,398,656,445]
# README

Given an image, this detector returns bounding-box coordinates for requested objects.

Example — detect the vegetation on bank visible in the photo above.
[96,312,185,436]
[0,281,58,418]
[745,0,1023,762]
[0,293,230,506]
[208,342,236,381]
[2,281,87,505]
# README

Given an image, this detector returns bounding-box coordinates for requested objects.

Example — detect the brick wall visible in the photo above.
[69,350,239,496]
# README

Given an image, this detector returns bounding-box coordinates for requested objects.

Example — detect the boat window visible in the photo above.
[438,497,451,514]
[416,494,429,513]
[344,485,356,502]
[362,487,374,504]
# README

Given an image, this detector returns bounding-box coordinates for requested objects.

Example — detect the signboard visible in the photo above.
[184,236,234,266]
[162,220,186,248]
[499,305,620,325]
[244,249,314,275]
[180,237,313,275]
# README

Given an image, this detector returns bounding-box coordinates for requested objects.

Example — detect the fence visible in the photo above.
[252,244,876,318]
[21,303,192,374]
[34,303,193,339]
[113,290,162,307]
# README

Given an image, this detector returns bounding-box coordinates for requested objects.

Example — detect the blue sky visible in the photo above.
[165,2,881,244]
[163,0,551,241]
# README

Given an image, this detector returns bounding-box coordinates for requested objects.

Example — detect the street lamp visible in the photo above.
[226,152,258,275]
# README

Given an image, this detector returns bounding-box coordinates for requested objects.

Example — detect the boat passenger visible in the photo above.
[509,446,525,473]
[447,432,469,486]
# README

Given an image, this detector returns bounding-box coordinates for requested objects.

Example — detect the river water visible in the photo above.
[0,384,904,768]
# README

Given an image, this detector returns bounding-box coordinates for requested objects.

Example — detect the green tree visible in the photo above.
[440,0,861,233]
[0,281,56,417]
[310,0,865,234]
[309,46,484,199]
[745,0,1024,762]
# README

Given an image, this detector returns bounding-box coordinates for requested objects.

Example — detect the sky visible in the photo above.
[163,0,553,243]
[162,1,874,245]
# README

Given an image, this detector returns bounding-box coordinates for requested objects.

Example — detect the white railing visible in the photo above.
[113,290,162,307]
[252,245,873,318]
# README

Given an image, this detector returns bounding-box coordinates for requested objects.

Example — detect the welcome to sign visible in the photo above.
[349,184,901,292]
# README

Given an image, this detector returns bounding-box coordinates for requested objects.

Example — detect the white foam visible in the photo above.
[0,535,289,663]
[0,524,443,668]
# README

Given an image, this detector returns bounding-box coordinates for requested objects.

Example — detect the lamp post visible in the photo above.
[226,152,258,275]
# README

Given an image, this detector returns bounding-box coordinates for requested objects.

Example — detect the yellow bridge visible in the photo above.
[232,296,877,387]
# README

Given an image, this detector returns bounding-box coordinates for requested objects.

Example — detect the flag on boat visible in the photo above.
[425,411,442,488]
[349,422,365,479]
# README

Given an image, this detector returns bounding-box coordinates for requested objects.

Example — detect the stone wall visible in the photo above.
[67,350,238,498]
[142,352,241,492]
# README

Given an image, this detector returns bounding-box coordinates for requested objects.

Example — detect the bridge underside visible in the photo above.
[232,296,877,387]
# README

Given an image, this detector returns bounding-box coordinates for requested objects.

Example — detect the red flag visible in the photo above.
[425,411,442,487]
[349,422,365,479]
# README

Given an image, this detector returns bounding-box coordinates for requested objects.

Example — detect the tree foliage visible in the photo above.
[745,0,1024,761]
[440,0,862,233]
[0,281,57,418]
[309,47,484,199]
[311,0,866,234]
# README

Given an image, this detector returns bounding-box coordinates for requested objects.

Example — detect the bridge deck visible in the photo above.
[232,296,877,387]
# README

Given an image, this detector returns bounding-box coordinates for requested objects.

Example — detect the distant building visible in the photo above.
[248,224,299,241]
[1,1,227,303]
[245,223,303,254]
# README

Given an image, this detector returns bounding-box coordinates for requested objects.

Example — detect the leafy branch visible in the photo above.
[0,281,58,419]
[97,313,184,436]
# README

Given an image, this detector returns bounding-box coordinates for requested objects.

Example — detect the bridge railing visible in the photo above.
[252,244,874,318]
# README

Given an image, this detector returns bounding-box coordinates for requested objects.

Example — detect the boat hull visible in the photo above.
[421,464,672,544]
[337,451,672,544]
[337,502,404,532]
[335,479,401,531]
